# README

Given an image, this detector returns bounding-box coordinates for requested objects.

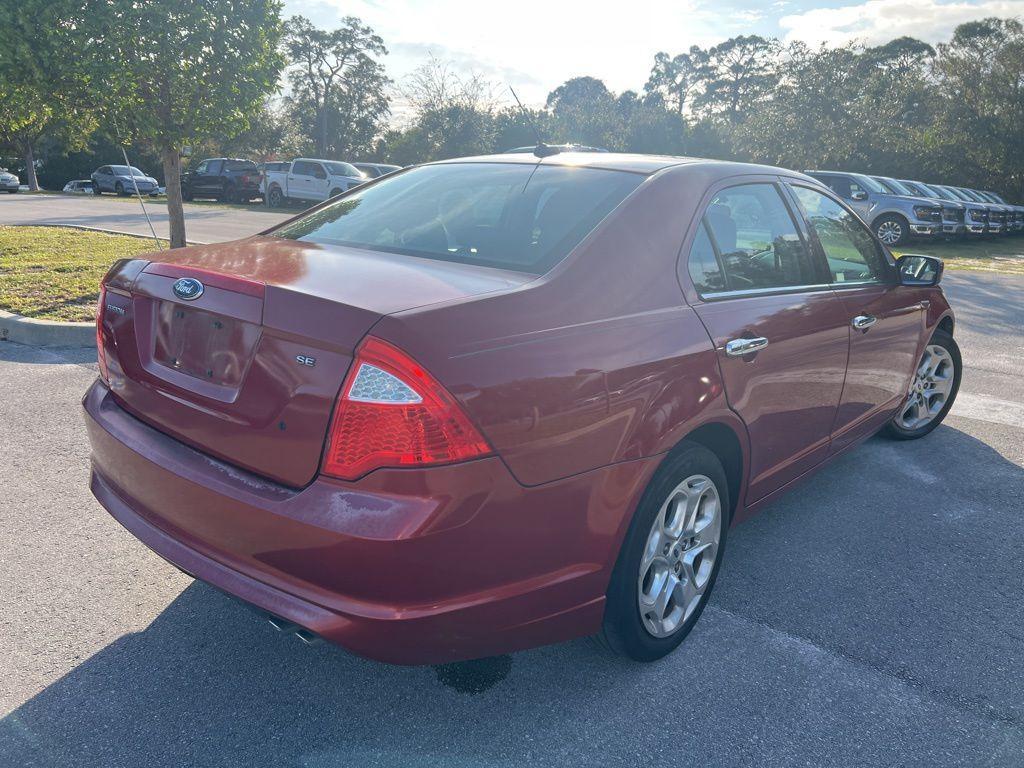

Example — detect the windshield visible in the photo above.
[272,162,644,274]
[323,161,360,177]
[876,177,916,196]
[918,183,951,200]
[957,188,985,203]
[853,174,886,194]
[986,192,1007,204]
[111,165,145,176]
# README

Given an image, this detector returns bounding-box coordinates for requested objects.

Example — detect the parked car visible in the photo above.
[975,190,1024,233]
[87,154,959,665]
[899,181,987,236]
[871,176,965,237]
[181,158,262,202]
[352,162,402,179]
[62,179,95,194]
[262,158,364,207]
[944,186,1008,235]
[0,168,20,193]
[91,165,160,196]
[805,170,943,246]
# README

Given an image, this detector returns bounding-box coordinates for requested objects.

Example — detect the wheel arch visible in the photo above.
[871,210,909,230]
[667,421,745,522]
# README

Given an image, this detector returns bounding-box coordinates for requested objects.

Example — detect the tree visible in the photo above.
[283,15,389,159]
[0,0,106,190]
[697,35,780,122]
[108,0,284,247]
[644,48,709,116]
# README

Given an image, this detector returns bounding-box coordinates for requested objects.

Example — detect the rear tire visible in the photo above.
[267,185,284,208]
[883,330,961,440]
[181,187,193,202]
[874,214,909,246]
[600,444,729,662]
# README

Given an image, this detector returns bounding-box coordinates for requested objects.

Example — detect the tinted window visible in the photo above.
[292,161,316,176]
[194,161,208,174]
[207,160,223,174]
[225,160,257,171]
[791,186,888,283]
[700,184,814,291]
[687,223,725,294]
[324,161,359,177]
[273,163,644,274]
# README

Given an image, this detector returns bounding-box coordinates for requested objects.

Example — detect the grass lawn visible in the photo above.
[893,236,1024,274]
[0,226,162,322]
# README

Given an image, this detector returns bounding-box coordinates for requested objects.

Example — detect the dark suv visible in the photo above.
[181,158,261,202]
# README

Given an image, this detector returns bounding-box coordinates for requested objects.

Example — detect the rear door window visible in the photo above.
[694,183,817,294]
[272,162,644,274]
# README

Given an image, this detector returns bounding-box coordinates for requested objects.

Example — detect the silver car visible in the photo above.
[805,170,943,246]
[874,177,965,237]
[90,165,159,196]
[0,169,20,193]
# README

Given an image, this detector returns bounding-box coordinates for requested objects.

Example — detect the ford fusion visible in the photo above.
[85,153,960,664]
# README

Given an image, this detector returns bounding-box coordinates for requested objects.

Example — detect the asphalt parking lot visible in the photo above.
[0,193,291,243]
[1,271,1023,767]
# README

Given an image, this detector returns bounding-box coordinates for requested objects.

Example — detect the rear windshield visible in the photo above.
[272,162,645,274]
[225,160,257,171]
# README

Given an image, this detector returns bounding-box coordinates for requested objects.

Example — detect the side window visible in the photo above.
[687,222,726,294]
[698,183,815,293]
[791,185,888,284]
[98,166,110,175]
[826,176,852,198]
[207,159,222,174]
[291,161,311,176]
[311,163,327,179]
[194,161,208,175]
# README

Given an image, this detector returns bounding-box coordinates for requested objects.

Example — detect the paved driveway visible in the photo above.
[0,193,291,243]
[1,272,1022,767]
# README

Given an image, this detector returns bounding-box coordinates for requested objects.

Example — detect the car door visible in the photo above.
[189,160,208,194]
[785,183,926,451]
[205,159,223,195]
[684,180,850,504]
[96,167,111,191]
[289,161,315,201]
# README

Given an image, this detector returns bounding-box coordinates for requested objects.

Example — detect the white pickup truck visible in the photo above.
[262,158,365,208]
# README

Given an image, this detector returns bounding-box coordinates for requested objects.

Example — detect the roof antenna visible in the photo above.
[509,87,559,158]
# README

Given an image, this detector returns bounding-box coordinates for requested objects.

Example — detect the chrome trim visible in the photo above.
[700,283,832,301]
[725,337,769,356]
[851,314,877,330]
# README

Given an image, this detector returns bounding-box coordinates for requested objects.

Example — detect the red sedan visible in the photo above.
[84,153,960,664]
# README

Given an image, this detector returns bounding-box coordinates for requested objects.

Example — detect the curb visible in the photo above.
[0,309,95,348]
[2,222,207,246]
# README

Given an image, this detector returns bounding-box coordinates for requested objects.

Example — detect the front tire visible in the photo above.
[115,182,126,197]
[329,187,343,198]
[600,444,729,662]
[874,214,909,247]
[883,329,961,440]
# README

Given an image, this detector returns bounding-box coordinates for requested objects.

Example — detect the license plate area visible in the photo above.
[153,302,260,388]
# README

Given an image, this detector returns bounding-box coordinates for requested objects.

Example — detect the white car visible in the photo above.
[63,179,95,194]
[262,158,364,207]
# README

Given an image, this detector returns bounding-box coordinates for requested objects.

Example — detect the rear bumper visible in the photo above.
[83,380,653,664]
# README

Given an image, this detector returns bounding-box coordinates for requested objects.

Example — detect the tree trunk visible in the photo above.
[162,148,187,248]
[22,142,39,192]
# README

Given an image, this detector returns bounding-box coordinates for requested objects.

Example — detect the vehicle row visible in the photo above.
[807,170,1023,246]
[69,157,401,203]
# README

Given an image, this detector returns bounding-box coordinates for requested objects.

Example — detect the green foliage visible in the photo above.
[283,15,390,158]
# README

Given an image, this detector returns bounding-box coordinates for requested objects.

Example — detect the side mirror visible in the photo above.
[896,254,943,286]
[851,190,869,202]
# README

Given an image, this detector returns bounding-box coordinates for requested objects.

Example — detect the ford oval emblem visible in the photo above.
[172,277,204,301]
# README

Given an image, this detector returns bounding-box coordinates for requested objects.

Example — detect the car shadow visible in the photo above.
[2,423,1022,765]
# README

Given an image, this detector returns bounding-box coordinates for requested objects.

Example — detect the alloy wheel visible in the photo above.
[637,474,721,638]
[898,344,954,430]
[877,220,903,245]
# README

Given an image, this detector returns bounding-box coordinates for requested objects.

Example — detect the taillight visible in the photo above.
[321,337,492,480]
[96,283,109,382]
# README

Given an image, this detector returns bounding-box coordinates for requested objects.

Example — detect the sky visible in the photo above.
[283,0,1024,112]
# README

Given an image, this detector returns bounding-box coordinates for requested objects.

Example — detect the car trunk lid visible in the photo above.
[100,237,532,487]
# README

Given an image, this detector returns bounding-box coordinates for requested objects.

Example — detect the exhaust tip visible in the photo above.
[266,614,322,645]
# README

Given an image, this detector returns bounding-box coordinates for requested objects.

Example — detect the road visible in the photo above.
[1,272,1023,767]
[0,192,291,243]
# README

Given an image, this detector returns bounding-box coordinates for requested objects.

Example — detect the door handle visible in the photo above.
[851,314,877,330]
[725,337,769,357]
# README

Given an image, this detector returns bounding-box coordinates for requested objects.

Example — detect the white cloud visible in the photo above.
[779,0,1024,46]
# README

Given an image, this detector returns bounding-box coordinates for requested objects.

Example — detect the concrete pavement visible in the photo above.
[0,192,291,243]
